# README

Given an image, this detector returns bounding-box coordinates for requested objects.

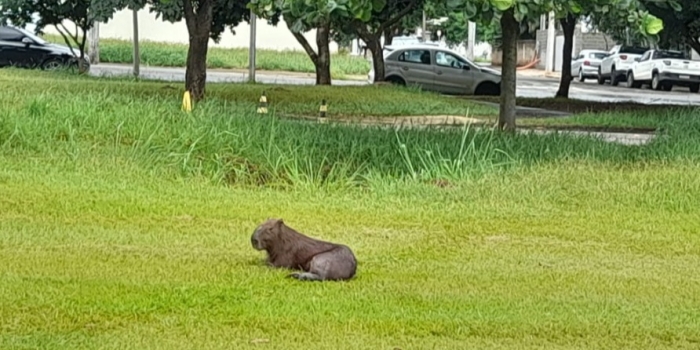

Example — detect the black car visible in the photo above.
[0,25,90,71]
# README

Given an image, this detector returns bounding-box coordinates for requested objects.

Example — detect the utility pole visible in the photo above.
[248,10,257,83]
[132,8,140,78]
[467,21,476,60]
[88,22,100,64]
[422,10,427,41]
[545,11,555,72]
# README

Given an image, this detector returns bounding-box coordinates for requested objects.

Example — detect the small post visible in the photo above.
[248,10,257,83]
[318,99,328,123]
[257,91,268,114]
[132,8,140,78]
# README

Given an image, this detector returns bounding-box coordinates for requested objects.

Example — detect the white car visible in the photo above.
[626,49,700,92]
[571,49,608,82]
[597,45,649,86]
[368,44,502,96]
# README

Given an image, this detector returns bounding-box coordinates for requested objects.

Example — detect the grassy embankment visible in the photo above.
[42,34,371,80]
[1,68,700,349]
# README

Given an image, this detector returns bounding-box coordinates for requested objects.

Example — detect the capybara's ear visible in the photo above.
[275,218,284,226]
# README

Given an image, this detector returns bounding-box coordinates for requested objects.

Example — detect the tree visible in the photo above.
[447,0,553,132]
[641,0,699,53]
[145,0,268,100]
[349,0,423,83]
[0,0,128,73]
[548,0,664,98]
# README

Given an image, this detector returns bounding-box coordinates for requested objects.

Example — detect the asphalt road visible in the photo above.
[89,63,700,106]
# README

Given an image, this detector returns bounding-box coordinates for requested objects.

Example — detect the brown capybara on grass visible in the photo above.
[250,218,357,281]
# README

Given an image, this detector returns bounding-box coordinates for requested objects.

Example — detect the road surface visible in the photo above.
[89,63,700,106]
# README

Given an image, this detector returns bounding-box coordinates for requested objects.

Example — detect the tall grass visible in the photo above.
[42,34,371,78]
[2,68,700,189]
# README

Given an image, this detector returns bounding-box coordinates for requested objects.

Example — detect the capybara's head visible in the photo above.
[251,218,284,251]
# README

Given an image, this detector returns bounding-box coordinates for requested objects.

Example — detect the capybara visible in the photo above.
[250,218,357,281]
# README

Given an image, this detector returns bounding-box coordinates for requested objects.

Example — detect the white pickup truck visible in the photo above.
[597,45,649,86]
[625,49,700,92]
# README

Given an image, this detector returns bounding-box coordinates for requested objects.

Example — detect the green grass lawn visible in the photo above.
[2,68,700,349]
[42,34,371,79]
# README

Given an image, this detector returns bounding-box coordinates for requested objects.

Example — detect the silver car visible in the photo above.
[368,44,502,96]
[571,49,608,82]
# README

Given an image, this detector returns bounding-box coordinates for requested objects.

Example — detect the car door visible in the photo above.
[0,26,40,68]
[432,50,473,94]
[396,49,436,90]
[571,53,583,74]
[601,46,619,76]
[634,51,653,80]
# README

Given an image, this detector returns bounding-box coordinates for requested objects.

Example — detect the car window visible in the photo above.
[590,52,607,59]
[620,46,649,55]
[398,50,431,65]
[639,52,650,61]
[435,51,466,68]
[0,27,23,41]
[654,50,688,60]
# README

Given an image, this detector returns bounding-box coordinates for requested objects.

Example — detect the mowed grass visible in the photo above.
[2,68,700,349]
[42,34,371,79]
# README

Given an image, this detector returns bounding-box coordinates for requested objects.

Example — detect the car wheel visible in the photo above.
[386,76,406,86]
[662,84,672,91]
[611,66,620,86]
[474,82,501,96]
[626,72,640,88]
[578,69,585,82]
[597,67,605,85]
[690,84,700,93]
[41,59,64,71]
[651,73,663,91]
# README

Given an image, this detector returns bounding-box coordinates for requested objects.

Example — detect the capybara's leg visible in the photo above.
[301,246,357,281]
[287,272,323,281]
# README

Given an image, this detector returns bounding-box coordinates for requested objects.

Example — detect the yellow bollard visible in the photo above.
[181,90,192,112]
[318,99,327,123]
[257,91,268,114]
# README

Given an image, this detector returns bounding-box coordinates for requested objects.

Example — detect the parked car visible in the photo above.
[571,49,608,82]
[368,44,501,96]
[626,49,700,92]
[597,45,649,86]
[0,25,90,71]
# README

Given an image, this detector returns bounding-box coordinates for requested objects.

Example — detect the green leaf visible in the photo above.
[465,1,477,17]
[371,0,386,11]
[642,14,663,35]
[668,1,682,12]
[517,2,527,15]
[490,0,514,12]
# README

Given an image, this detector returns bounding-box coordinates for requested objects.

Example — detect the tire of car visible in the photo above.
[41,58,64,70]
[578,68,585,82]
[651,73,662,91]
[597,67,605,85]
[386,76,406,86]
[626,72,641,89]
[474,81,501,96]
[611,66,620,86]
[690,84,700,93]
[662,84,672,91]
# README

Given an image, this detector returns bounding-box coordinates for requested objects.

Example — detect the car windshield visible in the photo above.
[620,46,648,54]
[14,27,48,45]
[657,51,688,59]
[590,52,607,59]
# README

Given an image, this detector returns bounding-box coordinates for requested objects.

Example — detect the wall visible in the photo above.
[41,6,340,53]
[536,28,616,70]
[490,40,537,66]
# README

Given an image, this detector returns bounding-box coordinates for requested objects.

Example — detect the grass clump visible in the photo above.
[2,68,700,349]
[42,34,371,79]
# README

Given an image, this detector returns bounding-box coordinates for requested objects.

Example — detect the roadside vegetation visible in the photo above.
[42,34,372,79]
[2,68,700,349]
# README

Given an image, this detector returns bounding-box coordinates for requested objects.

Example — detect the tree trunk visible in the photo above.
[186,34,210,100]
[369,38,385,82]
[383,26,395,46]
[498,7,518,132]
[315,21,332,85]
[555,13,577,98]
[686,36,700,59]
[182,0,213,101]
